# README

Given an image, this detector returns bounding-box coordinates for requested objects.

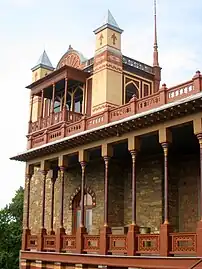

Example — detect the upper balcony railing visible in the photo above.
[122,56,154,74]
[27,71,202,149]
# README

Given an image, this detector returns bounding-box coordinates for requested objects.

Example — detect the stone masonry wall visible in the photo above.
[25,154,200,234]
[124,157,163,232]
[177,157,199,232]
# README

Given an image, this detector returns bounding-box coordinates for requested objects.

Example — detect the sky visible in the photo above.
[0,0,202,208]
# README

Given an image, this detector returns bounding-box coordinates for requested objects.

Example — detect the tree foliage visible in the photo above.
[0,187,24,269]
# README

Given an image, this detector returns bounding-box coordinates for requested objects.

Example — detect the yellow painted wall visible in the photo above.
[92,69,107,112]
[30,66,53,123]
[32,67,52,82]
[106,69,122,105]
[31,96,41,122]
[95,28,121,53]
[92,25,123,114]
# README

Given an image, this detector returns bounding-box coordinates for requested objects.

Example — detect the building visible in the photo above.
[10,5,202,269]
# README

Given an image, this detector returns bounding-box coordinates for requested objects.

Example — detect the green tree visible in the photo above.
[0,187,24,269]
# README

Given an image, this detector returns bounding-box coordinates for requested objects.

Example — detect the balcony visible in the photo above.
[27,71,202,149]
[23,229,198,256]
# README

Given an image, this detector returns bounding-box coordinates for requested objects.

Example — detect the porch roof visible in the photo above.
[10,91,202,162]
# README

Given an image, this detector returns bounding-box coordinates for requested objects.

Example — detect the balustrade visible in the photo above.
[137,234,160,254]
[170,232,197,255]
[137,93,161,113]
[43,235,56,251]
[83,235,100,253]
[109,103,132,121]
[27,74,202,149]
[25,231,198,256]
[108,235,127,254]
[167,82,196,103]
[61,235,76,252]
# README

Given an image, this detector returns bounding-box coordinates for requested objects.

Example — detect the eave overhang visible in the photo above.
[26,65,90,90]
[10,92,202,162]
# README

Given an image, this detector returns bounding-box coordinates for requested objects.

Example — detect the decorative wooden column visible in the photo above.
[28,94,34,132]
[37,161,48,251]
[56,156,67,252]
[196,133,202,256]
[63,77,68,121]
[22,166,33,251]
[76,150,88,253]
[159,127,172,256]
[40,89,44,128]
[127,136,140,256]
[80,161,86,228]
[50,175,56,235]
[100,144,113,255]
[51,83,56,124]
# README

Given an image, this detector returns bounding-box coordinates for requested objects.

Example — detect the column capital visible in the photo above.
[197,133,202,145]
[103,156,111,162]
[80,161,87,167]
[161,142,169,156]
[130,149,138,157]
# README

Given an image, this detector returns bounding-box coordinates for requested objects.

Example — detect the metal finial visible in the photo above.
[153,0,159,66]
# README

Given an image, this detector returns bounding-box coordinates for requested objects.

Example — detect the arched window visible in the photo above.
[125,83,139,103]
[73,87,83,113]
[72,192,93,233]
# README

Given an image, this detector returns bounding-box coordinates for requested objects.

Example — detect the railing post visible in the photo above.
[159,83,167,105]
[103,107,110,124]
[81,115,87,131]
[129,94,137,114]
[192,70,202,92]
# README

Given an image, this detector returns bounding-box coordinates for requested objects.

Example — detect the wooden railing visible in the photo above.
[27,71,202,149]
[83,235,100,253]
[24,230,198,256]
[170,232,197,255]
[108,235,127,254]
[137,234,160,254]
[61,235,76,252]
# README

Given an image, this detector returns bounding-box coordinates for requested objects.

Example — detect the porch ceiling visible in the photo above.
[10,92,202,162]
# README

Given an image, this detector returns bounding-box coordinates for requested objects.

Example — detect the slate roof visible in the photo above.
[32,50,54,71]
[94,9,123,34]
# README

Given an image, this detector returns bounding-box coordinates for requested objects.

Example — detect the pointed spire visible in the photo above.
[103,10,119,29]
[31,50,54,71]
[94,9,123,34]
[153,0,159,67]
